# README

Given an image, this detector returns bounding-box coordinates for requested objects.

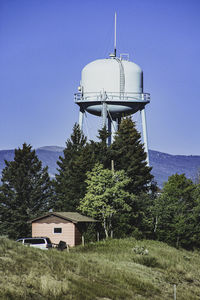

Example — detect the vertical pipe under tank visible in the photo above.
[102,91,108,128]
[108,117,112,146]
[79,110,84,131]
[141,108,149,166]
[111,118,119,143]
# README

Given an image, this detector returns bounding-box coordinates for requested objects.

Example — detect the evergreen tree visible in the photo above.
[0,143,52,239]
[88,126,111,169]
[53,124,113,211]
[53,124,95,211]
[111,117,154,195]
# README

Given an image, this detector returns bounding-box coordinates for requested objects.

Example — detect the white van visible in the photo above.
[16,237,52,250]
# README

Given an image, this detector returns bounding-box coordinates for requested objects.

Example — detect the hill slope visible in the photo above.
[0,146,200,187]
[0,237,200,299]
[0,146,63,179]
[149,150,200,186]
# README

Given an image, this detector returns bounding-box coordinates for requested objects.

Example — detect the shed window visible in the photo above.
[54,227,62,234]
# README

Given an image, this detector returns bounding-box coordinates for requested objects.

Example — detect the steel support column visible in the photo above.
[79,110,84,131]
[141,108,149,166]
[111,118,118,143]
[108,116,112,146]
[102,101,107,128]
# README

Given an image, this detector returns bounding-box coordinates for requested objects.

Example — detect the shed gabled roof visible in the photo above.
[30,212,97,224]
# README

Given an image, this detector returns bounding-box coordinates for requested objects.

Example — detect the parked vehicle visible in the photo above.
[16,237,52,250]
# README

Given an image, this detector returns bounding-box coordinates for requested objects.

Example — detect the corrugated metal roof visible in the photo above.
[30,212,97,223]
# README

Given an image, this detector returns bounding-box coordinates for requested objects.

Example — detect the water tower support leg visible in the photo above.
[102,102,107,128]
[79,110,84,131]
[141,108,150,166]
[111,119,118,143]
[108,117,112,146]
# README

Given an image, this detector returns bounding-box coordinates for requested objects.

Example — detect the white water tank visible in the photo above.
[81,57,143,94]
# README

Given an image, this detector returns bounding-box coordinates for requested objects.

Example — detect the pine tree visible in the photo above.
[88,126,111,169]
[111,117,154,195]
[0,143,52,239]
[53,124,95,211]
[53,124,113,211]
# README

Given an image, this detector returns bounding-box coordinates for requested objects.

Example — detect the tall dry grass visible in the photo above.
[0,237,200,299]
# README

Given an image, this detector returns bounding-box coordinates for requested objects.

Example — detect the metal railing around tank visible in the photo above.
[74,92,150,102]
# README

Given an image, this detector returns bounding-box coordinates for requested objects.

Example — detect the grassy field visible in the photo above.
[0,237,200,299]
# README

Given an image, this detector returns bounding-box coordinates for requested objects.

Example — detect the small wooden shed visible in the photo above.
[30,212,97,247]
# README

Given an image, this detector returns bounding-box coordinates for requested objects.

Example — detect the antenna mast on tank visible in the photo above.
[114,12,117,57]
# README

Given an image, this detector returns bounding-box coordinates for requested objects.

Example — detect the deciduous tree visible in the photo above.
[153,173,197,248]
[79,163,133,238]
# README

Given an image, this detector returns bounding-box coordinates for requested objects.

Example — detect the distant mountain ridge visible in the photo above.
[149,150,200,186]
[0,146,200,187]
[0,146,64,179]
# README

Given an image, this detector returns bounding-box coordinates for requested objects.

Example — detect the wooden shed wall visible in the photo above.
[32,215,76,246]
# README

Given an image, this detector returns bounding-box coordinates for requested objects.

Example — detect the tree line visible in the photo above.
[0,117,200,250]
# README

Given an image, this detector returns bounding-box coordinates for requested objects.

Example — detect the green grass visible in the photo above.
[0,237,200,299]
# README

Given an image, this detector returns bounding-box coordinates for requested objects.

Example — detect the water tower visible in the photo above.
[74,14,150,165]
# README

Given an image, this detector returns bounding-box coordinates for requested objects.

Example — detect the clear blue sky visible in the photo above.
[0,0,200,155]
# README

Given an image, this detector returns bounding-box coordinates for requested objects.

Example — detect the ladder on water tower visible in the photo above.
[115,58,125,98]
